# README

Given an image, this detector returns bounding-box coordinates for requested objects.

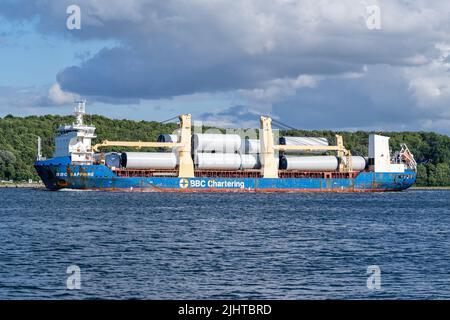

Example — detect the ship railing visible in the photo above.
[399,144,417,171]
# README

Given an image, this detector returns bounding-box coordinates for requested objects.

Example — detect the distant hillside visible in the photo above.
[0,114,449,186]
[0,114,178,182]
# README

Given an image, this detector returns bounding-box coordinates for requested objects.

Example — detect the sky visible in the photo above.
[0,0,449,134]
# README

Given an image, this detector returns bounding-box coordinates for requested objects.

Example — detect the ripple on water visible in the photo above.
[0,189,449,299]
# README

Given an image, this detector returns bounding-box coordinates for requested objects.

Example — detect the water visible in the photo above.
[0,188,449,299]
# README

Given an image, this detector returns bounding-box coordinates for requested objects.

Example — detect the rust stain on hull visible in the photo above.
[54,187,401,193]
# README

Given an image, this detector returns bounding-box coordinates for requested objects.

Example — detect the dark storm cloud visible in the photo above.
[209,64,450,133]
[1,0,450,133]
[273,71,417,130]
[56,46,369,99]
[2,0,448,100]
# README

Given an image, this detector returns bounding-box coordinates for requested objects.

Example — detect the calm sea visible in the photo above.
[0,188,449,299]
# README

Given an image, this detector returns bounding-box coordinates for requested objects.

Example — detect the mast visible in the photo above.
[74,100,86,126]
[37,136,42,161]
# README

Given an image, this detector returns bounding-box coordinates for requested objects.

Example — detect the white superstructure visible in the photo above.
[54,100,96,164]
[369,134,405,173]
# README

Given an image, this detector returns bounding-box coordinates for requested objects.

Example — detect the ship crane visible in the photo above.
[259,116,353,178]
[92,140,183,150]
[91,114,195,178]
[92,114,354,179]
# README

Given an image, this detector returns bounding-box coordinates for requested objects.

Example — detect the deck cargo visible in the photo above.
[157,134,178,143]
[121,152,178,169]
[240,154,261,169]
[240,138,260,154]
[195,152,241,170]
[193,133,241,153]
[279,155,367,171]
[279,136,329,147]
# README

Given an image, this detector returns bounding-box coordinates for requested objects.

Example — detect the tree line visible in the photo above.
[0,114,449,186]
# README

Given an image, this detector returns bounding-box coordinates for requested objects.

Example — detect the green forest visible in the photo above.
[0,114,449,186]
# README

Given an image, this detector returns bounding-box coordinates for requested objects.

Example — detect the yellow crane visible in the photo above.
[91,114,195,178]
[91,114,352,179]
[260,116,353,177]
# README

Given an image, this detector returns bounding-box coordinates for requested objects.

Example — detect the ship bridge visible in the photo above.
[54,100,96,164]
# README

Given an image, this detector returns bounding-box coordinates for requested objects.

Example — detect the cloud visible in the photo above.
[0,83,139,111]
[0,86,47,109]
[271,64,450,133]
[199,105,261,128]
[238,75,318,109]
[204,63,450,134]
[406,43,450,112]
[47,83,78,105]
[1,0,450,133]
[55,0,450,102]
[3,0,449,99]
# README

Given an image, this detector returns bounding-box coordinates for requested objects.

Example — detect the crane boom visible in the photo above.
[92,140,182,151]
[274,145,349,153]
[90,114,194,178]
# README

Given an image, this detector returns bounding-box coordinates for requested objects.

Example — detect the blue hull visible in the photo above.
[34,157,416,192]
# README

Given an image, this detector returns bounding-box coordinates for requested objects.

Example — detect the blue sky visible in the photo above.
[0,0,449,134]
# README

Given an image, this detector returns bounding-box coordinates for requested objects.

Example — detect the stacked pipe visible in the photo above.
[193,134,263,170]
[157,134,178,143]
[239,138,261,169]
[118,133,181,169]
[279,136,329,154]
[193,133,242,170]
[279,155,367,171]
[120,152,178,169]
[192,135,276,170]
[277,135,368,171]
[119,133,368,172]
[157,133,180,152]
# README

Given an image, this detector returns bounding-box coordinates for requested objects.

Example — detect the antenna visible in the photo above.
[74,100,86,125]
[37,136,42,161]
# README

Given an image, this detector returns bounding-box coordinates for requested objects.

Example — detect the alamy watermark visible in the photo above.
[66,5,81,30]
[65,4,380,32]
[367,265,381,290]
[366,5,381,30]
[66,265,81,290]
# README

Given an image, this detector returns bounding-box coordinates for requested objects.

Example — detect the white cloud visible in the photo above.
[2,0,450,133]
[406,43,450,115]
[237,74,318,112]
[47,84,79,105]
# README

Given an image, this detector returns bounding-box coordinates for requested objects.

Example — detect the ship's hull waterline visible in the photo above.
[35,158,416,193]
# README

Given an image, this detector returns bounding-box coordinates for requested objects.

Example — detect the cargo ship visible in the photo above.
[34,101,417,192]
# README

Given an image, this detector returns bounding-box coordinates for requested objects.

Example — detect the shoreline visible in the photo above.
[0,183,45,189]
[410,186,450,190]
